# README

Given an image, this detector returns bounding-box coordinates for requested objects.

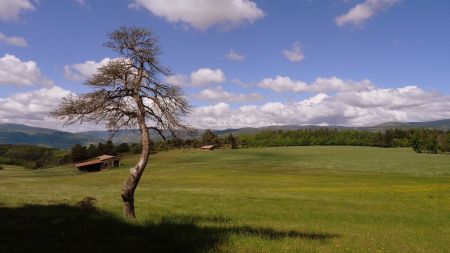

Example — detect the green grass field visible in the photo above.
[1,146,449,252]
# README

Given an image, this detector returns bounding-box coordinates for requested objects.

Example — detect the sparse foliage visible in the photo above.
[51,26,191,219]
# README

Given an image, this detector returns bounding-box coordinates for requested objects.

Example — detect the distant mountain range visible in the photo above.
[1,119,449,149]
[0,124,99,149]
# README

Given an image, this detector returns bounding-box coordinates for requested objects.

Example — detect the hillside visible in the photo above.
[1,119,449,149]
[0,124,99,149]
[371,119,450,131]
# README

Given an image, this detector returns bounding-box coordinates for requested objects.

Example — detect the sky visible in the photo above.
[1,0,450,132]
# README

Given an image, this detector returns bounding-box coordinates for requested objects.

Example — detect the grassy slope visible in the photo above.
[1,146,449,253]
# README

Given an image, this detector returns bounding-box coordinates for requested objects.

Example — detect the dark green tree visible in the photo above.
[411,131,423,153]
[71,144,88,162]
[86,144,98,158]
[425,133,438,154]
[227,134,238,149]
[116,143,130,153]
[202,129,219,146]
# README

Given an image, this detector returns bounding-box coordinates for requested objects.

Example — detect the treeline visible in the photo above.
[69,130,240,162]
[238,128,409,148]
[70,141,135,162]
[410,129,450,154]
[177,128,450,154]
[0,144,68,169]
[237,128,450,154]
[70,138,203,162]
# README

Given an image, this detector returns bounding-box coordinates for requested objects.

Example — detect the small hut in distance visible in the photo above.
[75,155,120,172]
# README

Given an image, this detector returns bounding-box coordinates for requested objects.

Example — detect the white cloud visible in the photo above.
[282,41,304,62]
[0,32,28,47]
[336,0,400,27]
[166,68,226,87]
[64,57,122,81]
[226,49,245,61]
[194,86,262,103]
[259,76,307,93]
[0,87,68,128]
[190,68,225,86]
[0,86,106,132]
[0,54,52,87]
[259,76,374,94]
[165,74,189,87]
[0,0,35,21]
[188,85,450,129]
[2,82,449,132]
[130,0,264,30]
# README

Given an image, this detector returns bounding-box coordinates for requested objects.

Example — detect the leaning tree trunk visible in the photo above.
[120,97,150,219]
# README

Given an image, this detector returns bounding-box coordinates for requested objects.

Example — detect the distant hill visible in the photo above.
[369,119,450,131]
[1,119,449,149]
[80,129,142,144]
[0,124,100,149]
[211,125,358,136]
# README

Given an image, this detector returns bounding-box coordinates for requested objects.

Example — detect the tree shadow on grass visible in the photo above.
[0,203,339,253]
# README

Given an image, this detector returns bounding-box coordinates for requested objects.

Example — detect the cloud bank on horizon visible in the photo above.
[1,0,450,131]
[2,76,449,131]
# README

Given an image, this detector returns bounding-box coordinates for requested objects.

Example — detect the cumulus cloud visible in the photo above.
[336,0,400,27]
[0,86,106,131]
[0,54,52,87]
[0,0,35,21]
[190,68,225,86]
[0,32,28,47]
[259,76,374,94]
[282,41,304,62]
[64,57,122,81]
[226,49,245,61]
[166,68,226,87]
[0,87,68,127]
[165,74,189,87]
[194,86,262,103]
[130,0,264,30]
[188,85,450,129]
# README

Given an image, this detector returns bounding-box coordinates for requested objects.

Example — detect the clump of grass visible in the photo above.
[76,196,97,212]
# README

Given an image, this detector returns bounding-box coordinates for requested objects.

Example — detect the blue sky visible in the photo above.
[1,0,450,131]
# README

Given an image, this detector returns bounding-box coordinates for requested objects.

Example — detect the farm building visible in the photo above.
[200,145,215,151]
[97,155,120,168]
[75,155,120,172]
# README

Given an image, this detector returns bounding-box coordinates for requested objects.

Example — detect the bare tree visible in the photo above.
[51,27,191,219]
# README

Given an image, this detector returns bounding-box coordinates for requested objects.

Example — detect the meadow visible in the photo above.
[1,146,449,252]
